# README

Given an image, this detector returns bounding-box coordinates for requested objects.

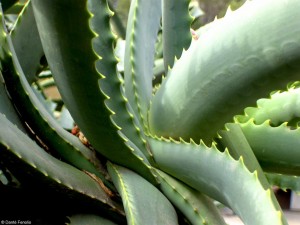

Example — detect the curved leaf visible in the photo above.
[155,169,226,225]
[107,162,178,225]
[0,35,112,188]
[31,0,156,184]
[218,123,270,189]
[149,0,300,144]
[0,74,27,132]
[124,0,162,129]
[0,113,125,224]
[10,1,44,84]
[149,137,287,225]
[108,1,126,40]
[266,173,300,193]
[236,87,300,126]
[240,120,300,175]
[162,0,193,71]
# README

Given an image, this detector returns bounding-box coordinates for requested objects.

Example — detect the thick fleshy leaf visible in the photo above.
[124,0,162,129]
[149,137,287,225]
[0,113,125,224]
[149,0,300,144]
[218,123,270,188]
[0,35,112,188]
[162,0,192,71]
[266,173,300,193]
[240,120,300,175]
[0,73,27,132]
[31,0,156,184]
[10,1,44,84]
[155,169,226,225]
[107,162,178,225]
[236,87,300,126]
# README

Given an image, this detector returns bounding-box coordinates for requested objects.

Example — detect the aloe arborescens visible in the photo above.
[0,0,300,224]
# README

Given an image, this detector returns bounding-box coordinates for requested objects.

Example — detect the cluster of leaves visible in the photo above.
[0,0,300,224]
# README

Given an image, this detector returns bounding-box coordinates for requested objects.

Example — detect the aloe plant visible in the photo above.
[0,0,300,224]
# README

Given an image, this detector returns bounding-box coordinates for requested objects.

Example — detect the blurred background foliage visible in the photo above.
[108,0,247,39]
[197,0,246,24]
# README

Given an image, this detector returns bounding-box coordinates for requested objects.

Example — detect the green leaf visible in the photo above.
[218,123,284,216]
[236,87,300,126]
[108,1,126,40]
[266,173,300,193]
[240,120,300,176]
[124,0,162,129]
[31,0,156,184]
[149,137,287,225]
[90,0,153,163]
[218,123,270,188]
[10,1,44,84]
[155,169,226,225]
[149,0,300,144]
[0,113,125,224]
[107,162,178,225]
[162,0,193,71]
[0,73,27,132]
[0,32,113,189]
[57,106,74,131]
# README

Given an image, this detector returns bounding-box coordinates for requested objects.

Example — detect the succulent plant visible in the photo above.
[0,0,300,224]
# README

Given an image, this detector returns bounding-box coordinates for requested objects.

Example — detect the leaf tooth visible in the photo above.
[42,170,49,177]
[189,138,198,146]
[212,16,218,22]
[160,136,171,143]
[253,170,259,180]
[12,149,23,159]
[223,123,231,131]
[30,162,37,169]
[169,137,181,144]
[238,155,245,165]
[55,178,62,184]
[223,147,231,157]
[289,81,300,89]
[262,119,271,126]
[216,130,223,139]
[68,185,74,191]
[224,6,233,17]
[99,88,111,101]
[199,139,208,148]
[147,133,162,141]
[222,147,244,163]
[211,142,218,149]
[280,121,289,127]
[0,140,9,151]
[177,137,184,143]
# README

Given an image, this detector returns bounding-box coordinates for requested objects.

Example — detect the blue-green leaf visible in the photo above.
[149,0,300,144]
[155,169,226,225]
[149,137,287,225]
[108,162,178,225]
[31,0,156,184]
[124,0,162,129]
[162,0,193,71]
